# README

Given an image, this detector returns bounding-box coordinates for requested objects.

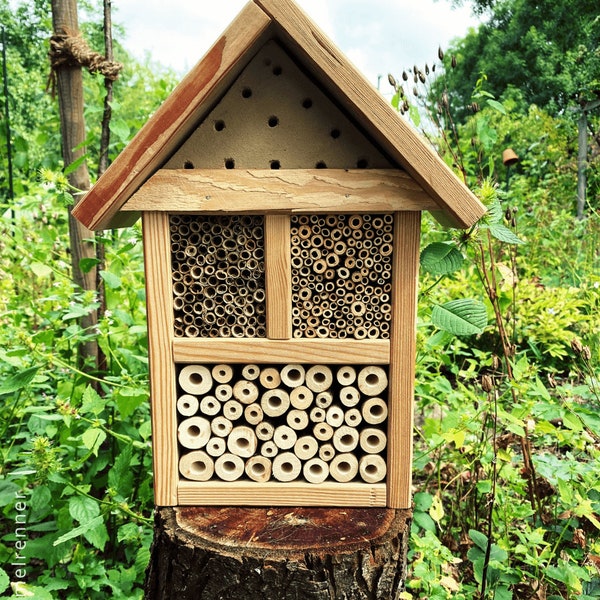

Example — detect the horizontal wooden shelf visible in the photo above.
[124,168,437,214]
[177,481,387,506]
[172,338,390,364]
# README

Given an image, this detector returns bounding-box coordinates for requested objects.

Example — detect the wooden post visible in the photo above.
[144,506,411,599]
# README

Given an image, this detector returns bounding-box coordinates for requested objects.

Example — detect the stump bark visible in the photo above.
[144,506,411,599]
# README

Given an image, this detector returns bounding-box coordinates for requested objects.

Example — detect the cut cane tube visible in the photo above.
[303,458,329,484]
[313,422,333,441]
[357,366,388,396]
[261,389,290,417]
[280,364,305,388]
[178,417,211,449]
[215,384,233,401]
[211,416,233,438]
[212,364,233,383]
[273,425,297,450]
[332,425,359,453]
[205,436,226,457]
[259,367,281,389]
[360,428,387,454]
[223,400,243,421]
[244,403,263,425]
[260,440,278,458]
[199,396,220,417]
[319,443,335,462]
[233,380,259,404]
[326,405,344,428]
[339,386,360,407]
[359,455,387,483]
[179,451,214,481]
[330,453,359,483]
[286,409,309,431]
[293,435,318,460]
[272,452,302,482]
[305,365,333,392]
[245,456,272,483]
[361,398,388,425]
[179,365,213,395]
[177,394,199,417]
[227,425,257,458]
[242,364,260,381]
[315,391,333,409]
[215,453,245,481]
[344,408,363,428]
[255,421,274,441]
[290,386,314,410]
[309,407,326,423]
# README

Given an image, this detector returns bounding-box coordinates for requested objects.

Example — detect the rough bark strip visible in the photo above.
[144,507,410,599]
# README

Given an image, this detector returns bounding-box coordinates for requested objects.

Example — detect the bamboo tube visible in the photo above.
[223,400,243,421]
[177,394,199,417]
[215,384,233,402]
[315,391,333,409]
[178,417,211,450]
[227,425,257,458]
[293,435,318,460]
[215,453,245,482]
[361,398,388,425]
[286,409,309,431]
[179,450,214,482]
[242,364,260,381]
[360,428,387,454]
[357,366,388,396]
[178,365,213,395]
[309,407,326,423]
[290,386,314,410]
[332,425,359,453]
[258,367,281,389]
[303,458,329,484]
[330,453,359,483]
[313,422,333,441]
[345,408,363,428]
[260,440,278,458]
[233,380,259,404]
[319,443,336,462]
[336,366,357,386]
[199,396,220,417]
[272,452,302,482]
[280,364,305,388]
[339,386,360,408]
[255,421,274,441]
[261,389,290,418]
[205,437,226,457]
[326,405,344,428]
[273,425,297,450]
[305,365,333,392]
[244,403,263,425]
[245,456,272,483]
[211,416,233,438]
[359,455,387,483]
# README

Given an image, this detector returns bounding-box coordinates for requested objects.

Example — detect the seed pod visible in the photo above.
[388,73,397,88]
[451,55,457,68]
[481,374,494,393]
[402,70,408,81]
[438,46,444,61]
[418,71,426,84]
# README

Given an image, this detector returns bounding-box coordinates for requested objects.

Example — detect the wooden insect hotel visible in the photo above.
[73,0,485,510]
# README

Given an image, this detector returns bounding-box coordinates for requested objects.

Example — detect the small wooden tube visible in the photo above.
[359,455,387,483]
[245,456,272,483]
[336,365,356,386]
[212,364,233,383]
[319,443,336,462]
[178,417,211,449]
[179,365,213,395]
[360,428,387,454]
[313,422,333,441]
[215,453,245,481]
[305,365,333,392]
[272,452,302,482]
[286,409,309,431]
[290,386,314,410]
[255,421,274,441]
[357,366,388,396]
[244,403,263,425]
[215,384,233,402]
[260,440,278,458]
[223,400,243,421]
[361,398,388,425]
[179,450,214,481]
[280,364,306,388]
[326,405,344,428]
[199,396,220,417]
[293,435,318,460]
[273,425,297,450]
[227,426,257,458]
[261,389,290,418]
[211,416,233,438]
[339,386,360,408]
[177,394,199,417]
[233,380,259,404]
[303,458,329,484]
[332,425,359,453]
[205,437,226,457]
[315,391,333,409]
[330,453,359,483]
[344,408,363,428]
[309,407,326,423]
[259,367,281,389]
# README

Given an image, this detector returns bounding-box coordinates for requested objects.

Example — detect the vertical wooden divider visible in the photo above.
[143,212,178,506]
[264,215,292,339]
[387,211,421,508]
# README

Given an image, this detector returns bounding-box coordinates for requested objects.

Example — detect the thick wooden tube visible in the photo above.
[315,391,333,409]
[223,400,243,421]
[199,396,220,417]
[357,366,388,397]
[303,458,329,484]
[211,416,233,438]
[261,389,290,418]
[212,364,233,383]
[260,440,278,458]
[280,364,306,388]
[233,380,259,404]
[179,365,213,395]
[360,428,387,454]
[319,443,336,462]
[205,437,226,457]
[244,403,263,425]
[326,405,344,428]
[361,398,388,425]
[339,386,360,407]
[345,408,363,428]
[272,452,302,482]
[245,456,272,483]
[273,425,297,450]
[290,386,314,410]
[215,384,233,402]
[330,453,359,483]
[332,425,359,453]
[179,451,214,482]
[313,422,333,442]
[286,409,309,431]
[178,417,211,450]
[336,365,357,386]
[255,421,274,441]
[309,407,326,423]
[177,394,199,417]
[359,455,387,483]
[259,367,281,389]
[305,365,333,392]
[215,453,245,482]
[227,426,257,458]
[293,435,319,460]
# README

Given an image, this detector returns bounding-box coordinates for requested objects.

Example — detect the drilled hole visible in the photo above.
[241,87,253,98]
[330,128,341,139]
[270,160,281,170]
[315,161,327,169]
[272,65,283,76]
[184,160,194,169]
[214,120,225,132]
[268,115,279,128]
[357,158,369,168]
[225,158,235,169]
[302,98,313,109]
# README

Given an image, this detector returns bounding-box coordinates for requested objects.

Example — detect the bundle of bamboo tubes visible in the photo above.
[170,215,267,338]
[177,363,389,484]
[290,214,393,339]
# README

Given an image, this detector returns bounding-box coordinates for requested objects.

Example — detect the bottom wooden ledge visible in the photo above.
[177,480,387,506]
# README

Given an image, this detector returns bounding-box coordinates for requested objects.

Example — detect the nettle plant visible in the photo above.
[389,52,600,599]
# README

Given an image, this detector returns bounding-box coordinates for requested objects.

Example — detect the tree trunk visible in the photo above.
[50,0,98,368]
[144,506,411,600]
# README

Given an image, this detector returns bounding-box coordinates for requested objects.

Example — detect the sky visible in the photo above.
[113,0,480,93]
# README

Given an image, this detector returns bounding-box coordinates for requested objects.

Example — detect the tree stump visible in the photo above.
[144,506,411,599]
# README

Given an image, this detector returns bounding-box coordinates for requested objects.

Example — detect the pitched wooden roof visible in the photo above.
[72,0,485,231]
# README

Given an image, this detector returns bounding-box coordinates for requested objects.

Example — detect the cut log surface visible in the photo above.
[145,506,411,599]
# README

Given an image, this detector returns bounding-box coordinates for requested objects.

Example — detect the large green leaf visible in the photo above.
[53,515,103,546]
[431,299,487,335]
[420,242,464,275]
[0,366,39,395]
[488,223,525,244]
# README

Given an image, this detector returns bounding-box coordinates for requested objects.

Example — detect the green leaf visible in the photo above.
[110,118,130,143]
[114,387,148,419]
[487,98,507,114]
[81,428,107,455]
[469,529,488,551]
[0,480,21,506]
[79,257,101,273]
[64,154,87,176]
[108,445,134,497]
[69,495,100,524]
[0,568,8,594]
[31,262,53,278]
[431,299,488,335]
[409,104,421,127]
[99,270,122,290]
[53,514,103,546]
[488,223,525,244]
[0,366,39,395]
[429,493,445,523]
[84,518,109,551]
[81,385,106,416]
[420,242,464,275]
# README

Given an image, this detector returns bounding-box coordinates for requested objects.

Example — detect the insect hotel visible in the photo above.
[73,0,485,510]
